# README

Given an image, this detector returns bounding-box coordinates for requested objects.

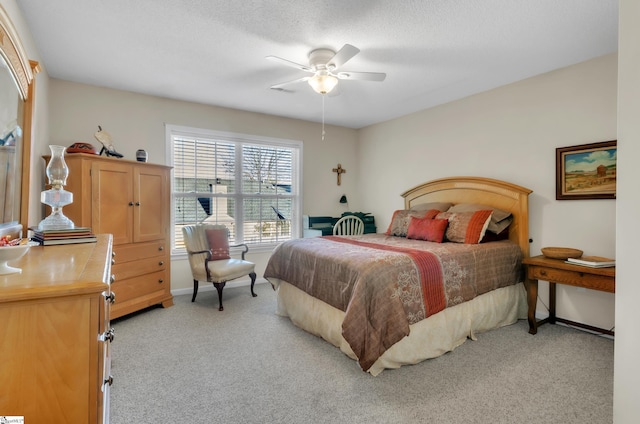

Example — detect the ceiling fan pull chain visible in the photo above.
[322,94,326,141]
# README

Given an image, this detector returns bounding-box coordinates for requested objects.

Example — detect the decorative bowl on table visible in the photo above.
[0,241,39,275]
[540,247,583,260]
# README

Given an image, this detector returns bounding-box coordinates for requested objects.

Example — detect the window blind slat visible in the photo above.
[170,129,299,251]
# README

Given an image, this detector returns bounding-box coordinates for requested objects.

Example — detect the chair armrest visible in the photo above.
[186,248,212,258]
[230,243,249,260]
[186,249,213,280]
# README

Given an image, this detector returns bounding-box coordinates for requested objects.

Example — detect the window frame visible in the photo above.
[166,124,303,256]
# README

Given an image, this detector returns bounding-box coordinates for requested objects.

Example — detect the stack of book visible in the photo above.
[566,256,616,268]
[31,227,97,246]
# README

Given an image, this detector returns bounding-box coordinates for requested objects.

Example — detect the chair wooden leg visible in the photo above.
[191,279,199,302]
[213,282,226,311]
[249,272,257,297]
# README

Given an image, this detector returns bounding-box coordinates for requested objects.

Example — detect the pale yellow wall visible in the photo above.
[6,0,640,419]
[614,0,640,421]
[358,53,618,331]
[0,0,50,228]
[46,80,359,292]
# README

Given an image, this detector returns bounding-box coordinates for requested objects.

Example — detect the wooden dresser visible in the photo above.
[0,235,114,423]
[54,153,173,318]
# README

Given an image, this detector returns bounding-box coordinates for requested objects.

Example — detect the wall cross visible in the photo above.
[332,164,346,186]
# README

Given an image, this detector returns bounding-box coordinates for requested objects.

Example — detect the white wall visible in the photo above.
[614,0,640,422]
[46,80,359,291]
[358,54,618,331]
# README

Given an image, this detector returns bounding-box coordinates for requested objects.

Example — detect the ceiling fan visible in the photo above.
[266,44,386,94]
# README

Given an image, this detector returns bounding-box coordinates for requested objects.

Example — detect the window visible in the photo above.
[167,125,302,253]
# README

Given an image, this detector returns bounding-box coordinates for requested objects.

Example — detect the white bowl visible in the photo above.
[0,241,38,275]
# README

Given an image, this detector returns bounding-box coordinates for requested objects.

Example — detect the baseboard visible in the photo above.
[171,277,270,297]
[534,311,614,340]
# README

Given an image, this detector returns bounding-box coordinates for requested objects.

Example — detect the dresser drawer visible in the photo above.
[114,241,167,263]
[112,256,167,280]
[528,266,615,292]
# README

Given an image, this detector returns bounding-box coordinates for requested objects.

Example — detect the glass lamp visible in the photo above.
[308,71,338,94]
[38,145,75,230]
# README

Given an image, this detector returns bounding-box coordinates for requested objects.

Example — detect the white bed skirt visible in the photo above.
[271,279,528,376]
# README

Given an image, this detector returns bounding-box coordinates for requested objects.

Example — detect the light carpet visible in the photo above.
[109,283,613,424]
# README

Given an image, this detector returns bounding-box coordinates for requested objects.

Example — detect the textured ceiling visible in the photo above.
[17,0,618,129]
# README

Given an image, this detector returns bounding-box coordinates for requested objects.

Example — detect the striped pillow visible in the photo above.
[436,210,493,244]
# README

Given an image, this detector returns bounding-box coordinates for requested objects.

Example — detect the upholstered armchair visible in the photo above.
[182,224,257,311]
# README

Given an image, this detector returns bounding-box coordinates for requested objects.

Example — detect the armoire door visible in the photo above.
[92,161,134,245]
[133,165,167,243]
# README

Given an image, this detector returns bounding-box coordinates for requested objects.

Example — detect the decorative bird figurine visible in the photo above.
[94,126,123,158]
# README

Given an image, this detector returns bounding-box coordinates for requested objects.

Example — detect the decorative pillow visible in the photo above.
[446,203,512,234]
[409,202,453,212]
[385,209,440,237]
[205,227,230,260]
[406,217,449,243]
[436,210,493,244]
[480,227,510,243]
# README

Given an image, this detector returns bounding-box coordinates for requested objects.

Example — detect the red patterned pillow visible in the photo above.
[205,227,231,260]
[406,217,449,243]
[436,210,493,244]
[385,209,440,237]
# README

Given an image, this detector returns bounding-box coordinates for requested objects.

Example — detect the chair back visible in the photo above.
[333,215,365,235]
[182,224,230,281]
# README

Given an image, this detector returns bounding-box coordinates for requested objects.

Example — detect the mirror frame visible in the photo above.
[0,5,39,234]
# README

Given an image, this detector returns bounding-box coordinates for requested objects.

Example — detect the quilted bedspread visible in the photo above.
[264,234,522,371]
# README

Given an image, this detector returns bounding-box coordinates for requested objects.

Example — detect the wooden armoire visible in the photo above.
[56,153,173,319]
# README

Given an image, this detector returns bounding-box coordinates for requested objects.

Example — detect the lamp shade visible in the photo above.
[308,72,338,94]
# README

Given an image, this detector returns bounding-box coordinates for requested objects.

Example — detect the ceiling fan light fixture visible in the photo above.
[308,72,338,94]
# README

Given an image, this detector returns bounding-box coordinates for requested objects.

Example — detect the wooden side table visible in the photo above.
[522,255,615,335]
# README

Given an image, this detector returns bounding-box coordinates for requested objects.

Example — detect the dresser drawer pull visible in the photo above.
[103,292,116,304]
[100,328,115,343]
[110,274,116,284]
[104,375,114,387]
[159,261,164,266]
[158,279,164,284]
[111,258,116,265]
[158,246,164,251]
[540,270,547,276]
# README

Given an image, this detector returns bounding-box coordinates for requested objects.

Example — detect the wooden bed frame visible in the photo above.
[402,176,532,258]
[272,176,533,375]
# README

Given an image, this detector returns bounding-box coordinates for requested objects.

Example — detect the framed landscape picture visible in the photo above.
[556,140,617,200]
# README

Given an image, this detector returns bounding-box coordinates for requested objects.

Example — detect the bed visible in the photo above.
[264,176,532,375]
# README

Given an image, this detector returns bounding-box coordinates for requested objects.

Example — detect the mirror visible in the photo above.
[0,5,38,238]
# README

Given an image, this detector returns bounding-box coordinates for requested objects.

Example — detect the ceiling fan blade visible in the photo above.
[270,76,310,90]
[336,71,386,81]
[327,44,360,70]
[266,55,313,72]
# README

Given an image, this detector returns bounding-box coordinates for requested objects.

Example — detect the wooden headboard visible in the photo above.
[402,176,532,258]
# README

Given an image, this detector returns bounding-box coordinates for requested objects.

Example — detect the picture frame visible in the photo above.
[556,140,617,200]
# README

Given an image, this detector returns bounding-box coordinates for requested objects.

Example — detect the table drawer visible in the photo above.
[529,266,615,292]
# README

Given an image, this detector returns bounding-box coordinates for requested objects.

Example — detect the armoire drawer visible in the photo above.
[111,270,168,303]
[112,257,167,280]
[114,241,167,263]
